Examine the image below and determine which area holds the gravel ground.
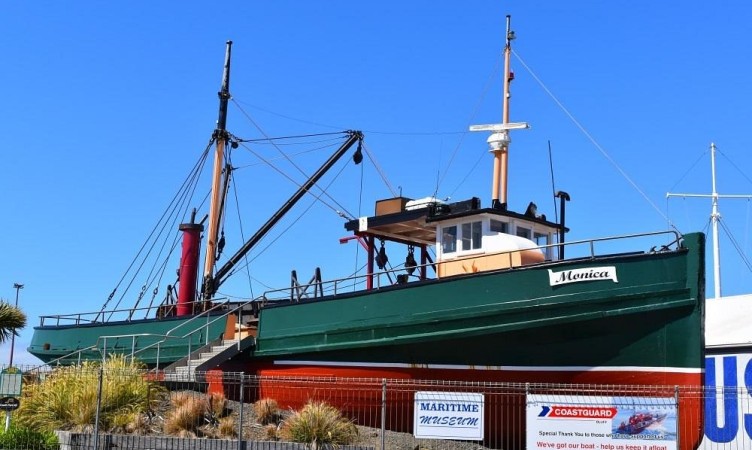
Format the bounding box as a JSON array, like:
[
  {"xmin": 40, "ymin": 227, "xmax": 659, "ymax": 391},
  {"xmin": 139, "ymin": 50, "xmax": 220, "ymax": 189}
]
[{"xmin": 139, "ymin": 391, "xmax": 495, "ymax": 450}]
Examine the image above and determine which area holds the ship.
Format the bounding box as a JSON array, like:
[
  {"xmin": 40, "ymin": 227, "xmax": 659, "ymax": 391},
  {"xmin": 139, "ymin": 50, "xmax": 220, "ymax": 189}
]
[
  {"xmin": 28, "ymin": 16, "xmax": 705, "ymax": 450},
  {"xmin": 617, "ymin": 412, "xmax": 668, "ymax": 435}
]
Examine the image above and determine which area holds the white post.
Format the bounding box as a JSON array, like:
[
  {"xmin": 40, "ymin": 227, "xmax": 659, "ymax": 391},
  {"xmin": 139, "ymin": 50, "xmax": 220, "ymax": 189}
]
[{"xmin": 710, "ymin": 143, "xmax": 722, "ymax": 299}]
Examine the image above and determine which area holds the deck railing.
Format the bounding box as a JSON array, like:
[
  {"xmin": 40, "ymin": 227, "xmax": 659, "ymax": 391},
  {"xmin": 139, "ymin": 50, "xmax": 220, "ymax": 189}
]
[{"xmin": 259, "ymin": 229, "xmax": 683, "ymax": 302}]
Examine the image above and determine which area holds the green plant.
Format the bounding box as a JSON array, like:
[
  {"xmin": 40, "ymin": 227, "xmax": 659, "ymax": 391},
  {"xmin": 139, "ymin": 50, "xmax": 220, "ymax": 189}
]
[
  {"xmin": 217, "ymin": 416, "xmax": 237, "ymax": 438},
  {"xmin": 263, "ymin": 423, "xmax": 279, "ymax": 441},
  {"xmin": 253, "ymin": 398, "xmax": 280, "ymax": 425},
  {"xmin": 15, "ymin": 355, "xmax": 163, "ymax": 433},
  {"xmin": 0, "ymin": 426, "xmax": 59, "ymax": 449},
  {"xmin": 279, "ymin": 400, "xmax": 358, "ymax": 447},
  {"xmin": 164, "ymin": 391, "xmax": 234, "ymax": 437},
  {"xmin": 164, "ymin": 394, "xmax": 204, "ymax": 436}
]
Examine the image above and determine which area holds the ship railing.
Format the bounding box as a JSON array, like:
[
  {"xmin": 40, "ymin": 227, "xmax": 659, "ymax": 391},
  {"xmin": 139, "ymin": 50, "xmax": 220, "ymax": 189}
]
[
  {"xmin": 27, "ymin": 344, "xmax": 101, "ymax": 371},
  {"xmin": 36, "ymin": 299, "xmax": 215, "ymax": 327},
  {"xmin": 31, "ymin": 299, "xmax": 235, "ymax": 369},
  {"xmin": 258, "ymin": 229, "xmax": 682, "ymax": 302},
  {"xmin": 111, "ymin": 297, "xmax": 260, "ymax": 370},
  {"xmin": 103, "ymin": 298, "xmax": 235, "ymax": 369}
]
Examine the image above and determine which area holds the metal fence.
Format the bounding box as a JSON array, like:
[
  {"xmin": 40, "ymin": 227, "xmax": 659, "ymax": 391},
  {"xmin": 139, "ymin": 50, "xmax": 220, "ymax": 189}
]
[{"xmin": 0, "ymin": 364, "xmax": 749, "ymax": 450}]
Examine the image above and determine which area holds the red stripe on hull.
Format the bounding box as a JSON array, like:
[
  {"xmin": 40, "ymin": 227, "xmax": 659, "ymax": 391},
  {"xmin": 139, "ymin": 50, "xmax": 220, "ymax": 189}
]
[{"xmin": 215, "ymin": 362, "xmax": 703, "ymax": 450}]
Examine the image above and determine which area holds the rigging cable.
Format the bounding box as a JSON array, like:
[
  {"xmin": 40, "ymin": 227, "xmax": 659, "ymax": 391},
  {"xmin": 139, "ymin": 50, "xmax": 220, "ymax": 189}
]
[
  {"xmin": 361, "ymin": 140, "xmax": 398, "ymax": 198},
  {"xmin": 438, "ymin": 54, "xmax": 503, "ymax": 195},
  {"xmin": 118, "ymin": 144, "xmax": 212, "ymax": 318},
  {"xmin": 99, "ymin": 139, "xmax": 214, "ymax": 319},
  {"xmin": 718, "ymin": 218, "xmax": 752, "ymax": 273},
  {"xmin": 235, "ymin": 139, "xmax": 356, "ymax": 220},
  {"xmin": 232, "ymin": 99, "xmax": 356, "ymax": 219},
  {"xmin": 512, "ymin": 49, "xmax": 677, "ymax": 231},
  {"xmin": 220, "ymin": 147, "xmax": 355, "ymax": 282},
  {"xmin": 226, "ymin": 168, "xmax": 255, "ymax": 300}
]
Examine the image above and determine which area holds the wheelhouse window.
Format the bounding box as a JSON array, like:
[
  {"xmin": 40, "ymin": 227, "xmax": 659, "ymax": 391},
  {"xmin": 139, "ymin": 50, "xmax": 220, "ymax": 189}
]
[
  {"xmin": 490, "ymin": 219, "xmax": 509, "ymax": 233},
  {"xmin": 516, "ymin": 226, "xmax": 531, "ymax": 239},
  {"xmin": 534, "ymin": 232, "xmax": 551, "ymax": 259},
  {"xmin": 534, "ymin": 232, "xmax": 549, "ymax": 247},
  {"xmin": 442, "ymin": 226, "xmax": 457, "ymax": 253},
  {"xmin": 461, "ymin": 221, "xmax": 482, "ymax": 251}
]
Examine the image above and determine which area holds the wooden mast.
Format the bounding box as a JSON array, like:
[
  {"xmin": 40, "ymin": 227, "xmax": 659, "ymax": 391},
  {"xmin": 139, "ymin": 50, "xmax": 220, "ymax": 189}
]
[
  {"xmin": 470, "ymin": 15, "xmax": 527, "ymax": 208},
  {"xmin": 203, "ymin": 41, "xmax": 233, "ymax": 296},
  {"xmin": 496, "ymin": 14, "xmax": 514, "ymax": 208}
]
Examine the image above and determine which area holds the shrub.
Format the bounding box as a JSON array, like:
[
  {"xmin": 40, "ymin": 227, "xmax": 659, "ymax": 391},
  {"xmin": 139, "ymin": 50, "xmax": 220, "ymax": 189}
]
[
  {"xmin": 164, "ymin": 394, "xmax": 204, "ymax": 436},
  {"xmin": 279, "ymin": 400, "xmax": 358, "ymax": 447},
  {"xmin": 263, "ymin": 423, "xmax": 279, "ymax": 441},
  {"xmin": 217, "ymin": 416, "xmax": 237, "ymax": 438},
  {"xmin": 15, "ymin": 355, "xmax": 163, "ymax": 433},
  {"xmin": 164, "ymin": 391, "xmax": 234, "ymax": 438},
  {"xmin": 253, "ymin": 398, "xmax": 280, "ymax": 425},
  {"xmin": 0, "ymin": 426, "xmax": 59, "ymax": 449}
]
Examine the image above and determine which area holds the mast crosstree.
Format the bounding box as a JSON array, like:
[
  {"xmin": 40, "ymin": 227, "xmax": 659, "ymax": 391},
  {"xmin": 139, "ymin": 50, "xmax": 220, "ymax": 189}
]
[{"xmin": 667, "ymin": 142, "xmax": 752, "ymax": 299}]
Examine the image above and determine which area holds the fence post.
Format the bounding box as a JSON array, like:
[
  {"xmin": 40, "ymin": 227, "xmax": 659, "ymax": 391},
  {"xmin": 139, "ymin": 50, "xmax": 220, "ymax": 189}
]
[
  {"xmin": 237, "ymin": 374, "xmax": 245, "ymax": 450},
  {"xmin": 381, "ymin": 378, "xmax": 386, "ymax": 450},
  {"xmin": 94, "ymin": 366, "xmax": 104, "ymax": 450},
  {"xmin": 674, "ymin": 385, "xmax": 680, "ymax": 450}
]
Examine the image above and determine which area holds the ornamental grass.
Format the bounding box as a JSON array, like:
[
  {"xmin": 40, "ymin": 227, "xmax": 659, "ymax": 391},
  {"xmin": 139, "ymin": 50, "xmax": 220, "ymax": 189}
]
[
  {"xmin": 279, "ymin": 400, "xmax": 358, "ymax": 447},
  {"xmin": 15, "ymin": 355, "xmax": 162, "ymax": 434}
]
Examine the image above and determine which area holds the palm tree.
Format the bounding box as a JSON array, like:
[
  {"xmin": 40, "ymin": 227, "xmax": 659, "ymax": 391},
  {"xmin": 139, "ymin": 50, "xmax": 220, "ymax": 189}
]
[{"xmin": 0, "ymin": 301, "xmax": 26, "ymax": 343}]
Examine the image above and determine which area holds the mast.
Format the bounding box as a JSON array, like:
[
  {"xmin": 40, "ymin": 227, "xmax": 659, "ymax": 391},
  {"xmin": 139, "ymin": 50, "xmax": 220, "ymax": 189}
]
[
  {"xmin": 204, "ymin": 130, "xmax": 364, "ymax": 299},
  {"xmin": 497, "ymin": 14, "xmax": 514, "ymax": 208},
  {"xmin": 203, "ymin": 40, "xmax": 233, "ymax": 289},
  {"xmin": 470, "ymin": 15, "xmax": 528, "ymax": 208},
  {"xmin": 667, "ymin": 142, "xmax": 752, "ymax": 299},
  {"xmin": 710, "ymin": 142, "xmax": 721, "ymax": 299}
]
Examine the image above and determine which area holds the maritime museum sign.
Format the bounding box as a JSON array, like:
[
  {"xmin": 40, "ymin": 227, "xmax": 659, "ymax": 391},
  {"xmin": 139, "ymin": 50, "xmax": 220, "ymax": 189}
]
[
  {"xmin": 414, "ymin": 391, "xmax": 484, "ymax": 441},
  {"xmin": 548, "ymin": 266, "xmax": 618, "ymax": 287}
]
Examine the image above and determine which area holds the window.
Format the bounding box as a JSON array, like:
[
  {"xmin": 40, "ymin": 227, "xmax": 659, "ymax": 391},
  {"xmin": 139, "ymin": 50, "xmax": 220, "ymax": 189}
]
[
  {"xmin": 534, "ymin": 232, "xmax": 549, "ymax": 246},
  {"xmin": 490, "ymin": 219, "xmax": 508, "ymax": 233},
  {"xmin": 461, "ymin": 221, "xmax": 482, "ymax": 251},
  {"xmin": 442, "ymin": 226, "xmax": 457, "ymax": 253},
  {"xmin": 535, "ymin": 232, "xmax": 551, "ymax": 260},
  {"xmin": 516, "ymin": 226, "xmax": 531, "ymax": 239}
]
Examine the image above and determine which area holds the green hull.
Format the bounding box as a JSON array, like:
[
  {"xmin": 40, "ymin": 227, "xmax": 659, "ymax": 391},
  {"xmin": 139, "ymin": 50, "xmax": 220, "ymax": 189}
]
[
  {"xmin": 251, "ymin": 233, "xmax": 705, "ymax": 373},
  {"xmin": 28, "ymin": 313, "xmax": 229, "ymax": 366}
]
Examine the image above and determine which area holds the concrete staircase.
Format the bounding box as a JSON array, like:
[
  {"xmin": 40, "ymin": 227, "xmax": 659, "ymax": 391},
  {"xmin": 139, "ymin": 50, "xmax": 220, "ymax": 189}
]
[{"xmin": 163, "ymin": 337, "xmax": 254, "ymax": 382}]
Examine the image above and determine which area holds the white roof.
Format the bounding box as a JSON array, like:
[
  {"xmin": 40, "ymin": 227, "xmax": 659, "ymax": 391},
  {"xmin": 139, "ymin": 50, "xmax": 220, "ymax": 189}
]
[{"xmin": 706, "ymin": 293, "xmax": 752, "ymax": 349}]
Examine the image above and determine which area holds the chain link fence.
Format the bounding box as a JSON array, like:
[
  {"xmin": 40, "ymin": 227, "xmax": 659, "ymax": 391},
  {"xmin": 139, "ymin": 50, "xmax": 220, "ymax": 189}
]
[{"xmin": 0, "ymin": 363, "xmax": 748, "ymax": 450}]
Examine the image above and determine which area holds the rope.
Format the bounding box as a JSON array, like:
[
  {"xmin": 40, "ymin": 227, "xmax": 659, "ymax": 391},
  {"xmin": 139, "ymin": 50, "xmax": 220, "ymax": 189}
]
[
  {"xmin": 512, "ymin": 49, "xmax": 676, "ymax": 231},
  {"xmin": 100, "ymin": 140, "xmax": 213, "ymax": 317},
  {"xmin": 719, "ymin": 219, "xmax": 752, "ymax": 274},
  {"xmin": 362, "ymin": 140, "xmax": 398, "ymax": 198},
  {"xmin": 229, "ymin": 170, "xmax": 254, "ymax": 299},
  {"xmin": 439, "ymin": 53, "xmax": 503, "ymax": 195},
  {"xmin": 232, "ymin": 99, "xmax": 356, "ymax": 219},
  {"xmin": 221, "ymin": 148, "xmax": 355, "ymax": 281}
]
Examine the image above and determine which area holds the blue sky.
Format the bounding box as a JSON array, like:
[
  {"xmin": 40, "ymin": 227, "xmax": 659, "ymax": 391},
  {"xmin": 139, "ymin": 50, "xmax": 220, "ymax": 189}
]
[{"xmin": 2, "ymin": 2, "xmax": 752, "ymax": 365}]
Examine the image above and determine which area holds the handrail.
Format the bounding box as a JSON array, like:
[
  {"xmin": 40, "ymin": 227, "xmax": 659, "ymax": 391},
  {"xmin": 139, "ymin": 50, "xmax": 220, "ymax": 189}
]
[
  {"xmin": 37, "ymin": 299, "xmax": 213, "ymax": 327},
  {"xmin": 105, "ymin": 298, "xmax": 235, "ymax": 367},
  {"xmin": 260, "ymin": 230, "xmax": 683, "ymax": 301},
  {"xmin": 32, "ymin": 299, "xmax": 236, "ymax": 369}
]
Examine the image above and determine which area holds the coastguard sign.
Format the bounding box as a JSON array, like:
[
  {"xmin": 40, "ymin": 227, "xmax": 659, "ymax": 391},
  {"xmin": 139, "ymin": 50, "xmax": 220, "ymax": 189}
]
[{"xmin": 414, "ymin": 391, "xmax": 484, "ymax": 441}]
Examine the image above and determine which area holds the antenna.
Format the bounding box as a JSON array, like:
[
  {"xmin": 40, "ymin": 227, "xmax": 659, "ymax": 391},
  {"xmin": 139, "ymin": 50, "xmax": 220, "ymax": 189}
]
[
  {"xmin": 667, "ymin": 142, "xmax": 752, "ymax": 299},
  {"xmin": 548, "ymin": 140, "xmax": 559, "ymax": 223}
]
